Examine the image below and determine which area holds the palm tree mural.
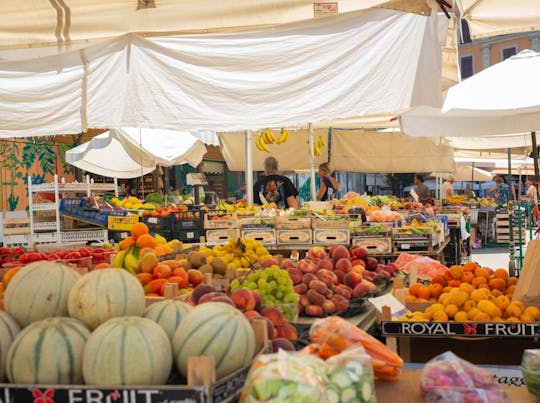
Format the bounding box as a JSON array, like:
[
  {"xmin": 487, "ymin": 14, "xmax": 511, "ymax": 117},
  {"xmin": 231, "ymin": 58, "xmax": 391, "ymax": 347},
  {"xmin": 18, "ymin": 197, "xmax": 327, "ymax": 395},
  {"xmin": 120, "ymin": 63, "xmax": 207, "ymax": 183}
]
[{"xmin": 0, "ymin": 140, "xmax": 23, "ymax": 211}]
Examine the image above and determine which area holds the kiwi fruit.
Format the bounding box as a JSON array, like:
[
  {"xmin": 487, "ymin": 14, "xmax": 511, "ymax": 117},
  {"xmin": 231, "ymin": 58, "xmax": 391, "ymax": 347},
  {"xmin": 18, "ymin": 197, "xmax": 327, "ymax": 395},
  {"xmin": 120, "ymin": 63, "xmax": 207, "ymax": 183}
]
[
  {"xmin": 198, "ymin": 263, "xmax": 213, "ymax": 275},
  {"xmin": 179, "ymin": 260, "xmax": 192, "ymax": 271},
  {"xmin": 210, "ymin": 257, "xmax": 227, "ymax": 275},
  {"xmin": 187, "ymin": 252, "xmax": 206, "ymax": 269}
]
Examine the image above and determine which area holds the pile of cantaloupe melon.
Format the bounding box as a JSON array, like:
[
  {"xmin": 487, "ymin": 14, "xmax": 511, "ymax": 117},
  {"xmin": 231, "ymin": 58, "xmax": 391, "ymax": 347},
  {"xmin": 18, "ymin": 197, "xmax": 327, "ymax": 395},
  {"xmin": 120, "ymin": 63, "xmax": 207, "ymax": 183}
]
[{"xmin": 0, "ymin": 260, "xmax": 255, "ymax": 385}]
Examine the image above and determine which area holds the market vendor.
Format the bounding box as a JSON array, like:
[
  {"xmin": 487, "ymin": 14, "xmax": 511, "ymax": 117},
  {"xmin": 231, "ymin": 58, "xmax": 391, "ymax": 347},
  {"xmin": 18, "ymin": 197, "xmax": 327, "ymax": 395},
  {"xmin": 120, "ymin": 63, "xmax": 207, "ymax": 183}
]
[
  {"xmin": 413, "ymin": 174, "xmax": 432, "ymax": 204},
  {"xmin": 253, "ymin": 156, "xmax": 299, "ymax": 208},
  {"xmin": 525, "ymin": 180, "xmax": 539, "ymax": 227},
  {"xmin": 317, "ymin": 162, "xmax": 341, "ymax": 201},
  {"xmin": 490, "ymin": 176, "xmax": 509, "ymax": 205},
  {"xmin": 442, "ymin": 174, "xmax": 455, "ymax": 197}
]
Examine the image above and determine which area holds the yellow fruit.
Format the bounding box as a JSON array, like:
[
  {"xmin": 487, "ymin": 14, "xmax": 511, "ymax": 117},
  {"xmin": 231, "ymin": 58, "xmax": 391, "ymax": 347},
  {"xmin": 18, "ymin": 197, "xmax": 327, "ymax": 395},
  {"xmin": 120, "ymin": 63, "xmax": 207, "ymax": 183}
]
[
  {"xmin": 494, "ymin": 295, "xmax": 510, "ymax": 311},
  {"xmin": 423, "ymin": 312, "xmax": 433, "ymax": 321},
  {"xmin": 474, "ymin": 312, "xmax": 490, "ymax": 322},
  {"xmin": 520, "ymin": 313, "xmax": 535, "ymax": 322},
  {"xmin": 439, "ymin": 293, "xmax": 451, "ymax": 306},
  {"xmin": 470, "ymin": 288, "xmax": 490, "ymax": 302},
  {"xmin": 477, "ymin": 300, "xmax": 501, "ymax": 318},
  {"xmin": 462, "ymin": 300, "xmax": 477, "ymax": 312},
  {"xmin": 459, "ymin": 283, "xmax": 474, "ymax": 294},
  {"xmin": 432, "ymin": 311, "xmax": 449, "ymax": 321},
  {"xmin": 454, "ymin": 311, "xmax": 469, "ymax": 321},
  {"xmin": 426, "ymin": 303, "xmax": 445, "ymax": 314},
  {"xmin": 507, "ymin": 316, "xmax": 520, "ymax": 323},
  {"xmin": 445, "ymin": 304, "xmax": 459, "ymax": 319},
  {"xmin": 512, "ymin": 300, "xmax": 525, "ymax": 312},
  {"xmin": 524, "ymin": 306, "xmax": 540, "ymax": 320},
  {"xmin": 505, "ymin": 303, "xmax": 522, "ymax": 318},
  {"xmin": 449, "ymin": 290, "xmax": 469, "ymax": 307}
]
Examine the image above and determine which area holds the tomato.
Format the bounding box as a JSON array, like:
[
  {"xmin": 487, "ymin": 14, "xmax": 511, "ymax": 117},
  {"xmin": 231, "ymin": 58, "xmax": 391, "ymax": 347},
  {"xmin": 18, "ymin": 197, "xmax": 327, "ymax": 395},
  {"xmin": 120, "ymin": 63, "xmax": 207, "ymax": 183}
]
[
  {"xmin": 64, "ymin": 251, "xmax": 82, "ymax": 259},
  {"xmin": 79, "ymin": 248, "xmax": 92, "ymax": 257}
]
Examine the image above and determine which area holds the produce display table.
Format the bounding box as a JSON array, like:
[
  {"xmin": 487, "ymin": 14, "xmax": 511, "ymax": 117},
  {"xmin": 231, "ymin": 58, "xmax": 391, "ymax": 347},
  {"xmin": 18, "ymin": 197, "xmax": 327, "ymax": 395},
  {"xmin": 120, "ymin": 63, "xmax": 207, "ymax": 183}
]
[{"xmin": 375, "ymin": 369, "xmax": 535, "ymax": 403}]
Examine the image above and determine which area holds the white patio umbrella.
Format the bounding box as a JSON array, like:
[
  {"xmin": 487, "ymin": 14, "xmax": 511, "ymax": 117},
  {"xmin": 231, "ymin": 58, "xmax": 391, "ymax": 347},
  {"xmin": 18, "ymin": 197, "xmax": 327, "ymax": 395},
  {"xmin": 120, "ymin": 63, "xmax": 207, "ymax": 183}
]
[{"xmin": 66, "ymin": 128, "xmax": 215, "ymax": 179}]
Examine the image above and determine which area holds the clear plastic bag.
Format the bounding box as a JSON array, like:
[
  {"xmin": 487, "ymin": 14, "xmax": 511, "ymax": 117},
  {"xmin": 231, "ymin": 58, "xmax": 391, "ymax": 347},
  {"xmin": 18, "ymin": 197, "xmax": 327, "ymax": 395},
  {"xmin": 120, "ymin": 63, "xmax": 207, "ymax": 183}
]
[
  {"xmin": 239, "ymin": 350, "xmax": 328, "ymax": 403},
  {"xmin": 522, "ymin": 349, "xmax": 540, "ymax": 397},
  {"xmin": 421, "ymin": 352, "xmax": 508, "ymax": 403}
]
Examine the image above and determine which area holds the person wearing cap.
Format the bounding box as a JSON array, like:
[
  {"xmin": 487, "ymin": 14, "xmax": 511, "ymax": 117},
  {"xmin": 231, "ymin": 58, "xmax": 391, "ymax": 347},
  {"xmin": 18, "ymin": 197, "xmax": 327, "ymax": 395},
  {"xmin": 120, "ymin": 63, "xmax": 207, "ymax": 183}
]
[{"xmin": 442, "ymin": 174, "xmax": 455, "ymax": 197}]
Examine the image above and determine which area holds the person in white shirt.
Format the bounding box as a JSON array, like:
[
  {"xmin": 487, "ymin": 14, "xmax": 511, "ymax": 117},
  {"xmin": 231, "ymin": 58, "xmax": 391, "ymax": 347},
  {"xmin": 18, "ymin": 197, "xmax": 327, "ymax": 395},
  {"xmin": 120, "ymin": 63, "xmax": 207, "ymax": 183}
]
[
  {"xmin": 442, "ymin": 174, "xmax": 455, "ymax": 197},
  {"xmin": 526, "ymin": 180, "xmax": 538, "ymax": 204}
]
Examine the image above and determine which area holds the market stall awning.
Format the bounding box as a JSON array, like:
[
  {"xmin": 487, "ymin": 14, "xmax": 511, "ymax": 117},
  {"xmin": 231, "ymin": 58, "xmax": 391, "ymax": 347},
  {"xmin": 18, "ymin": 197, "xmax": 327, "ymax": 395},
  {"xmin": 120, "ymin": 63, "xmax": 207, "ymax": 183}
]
[
  {"xmin": 329, "ymin": 130, "xmax": 455, "ymax": 173},
  {"xmin": 0, "ymin": 8, "xmax": 442, "ymax": 137},
  {"xmin": 0, "ymin": 0, "xmax": 435, "ymax": 51},
  {"xmin": 66, "ymin": 128, "xmax": 210, "ymax": 178},
  {"xmin": 431, "ymin": 165, "xmax": 493, "ymax": 182},
  {"xmin": 457, "ymin": 0, "xmax": 540, "ymax": 40}
]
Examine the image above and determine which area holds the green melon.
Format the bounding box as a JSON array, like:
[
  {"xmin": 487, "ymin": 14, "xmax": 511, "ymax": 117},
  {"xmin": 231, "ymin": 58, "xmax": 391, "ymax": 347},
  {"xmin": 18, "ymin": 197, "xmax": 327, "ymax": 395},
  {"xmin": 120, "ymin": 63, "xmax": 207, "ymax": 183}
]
[
  {"xmin": 6, "ymin": 317, "xmax": 90, "ymax": 384},
  {"xmin": 82, "ymin": 316, "xmax": 172, "ymax": 385},
  {"xmin": 172, "ymin": 302, "xmax": 255, "ymax": 379},
  {"xmin": 4, "ymin": 261, "xmax": 81, "ymax": 327},
  {"xmin": 0, "ymin": 311, "xmax": 20, "ymax": 381},
  {"xmin": 143, "ymin": 300, "xmax": 192, "ymax": 340},
  {"xmin": 67, "ymin": 268, "xmax": 145, "ymax": 329}
]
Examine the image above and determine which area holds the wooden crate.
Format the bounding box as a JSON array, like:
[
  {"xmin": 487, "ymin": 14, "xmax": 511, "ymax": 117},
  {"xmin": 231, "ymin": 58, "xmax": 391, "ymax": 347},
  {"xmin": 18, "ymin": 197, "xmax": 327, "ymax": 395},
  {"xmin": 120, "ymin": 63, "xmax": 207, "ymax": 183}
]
[
  {"xmin": 274, "ymin": 215, "xmax": 311, "ymax": 230},
  {"xmin": 205, "ymin": 228, "xmax": 239, "ymax": 245},
  {"xmin": 276, "ymin": 229, "xmax": 312, "ymax": 245},
  {"xmin": 313, "ymin": 228, "xmax": 350, "ymax": 245},
  {"xmin": 3, "ymin": 215, "xmax": 30, "ymax": 235}
]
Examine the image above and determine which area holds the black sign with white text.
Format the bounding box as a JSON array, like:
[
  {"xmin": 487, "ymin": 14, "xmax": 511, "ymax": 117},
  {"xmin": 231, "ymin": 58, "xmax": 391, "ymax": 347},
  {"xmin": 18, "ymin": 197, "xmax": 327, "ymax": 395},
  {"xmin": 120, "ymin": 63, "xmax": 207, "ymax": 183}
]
[{"xmin": 382, "ymin": 321, "xmax": 540, "ymax": 337}]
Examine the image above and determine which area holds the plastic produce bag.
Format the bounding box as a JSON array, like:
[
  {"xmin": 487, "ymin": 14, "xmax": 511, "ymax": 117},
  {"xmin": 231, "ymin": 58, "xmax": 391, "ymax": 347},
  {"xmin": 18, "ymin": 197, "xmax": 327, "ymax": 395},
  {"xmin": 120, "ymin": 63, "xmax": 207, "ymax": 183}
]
[
  {"xmin": 522, "ymin": 349, "xmax": 540, "ymax": 397},
  {"xmin": 325, "ymin": 347, "xmax": 377, "ymax": 403},
  {"xmin": 421, "ymin": 352, "xmax": 508, "ymax": 403},
  {"xmin": 239, "ymin": 350, "xmax": 328, "ymax": 403},
  {"xmin": 309, "ymin": 316, "xmax": 403, "ymax": 381}
]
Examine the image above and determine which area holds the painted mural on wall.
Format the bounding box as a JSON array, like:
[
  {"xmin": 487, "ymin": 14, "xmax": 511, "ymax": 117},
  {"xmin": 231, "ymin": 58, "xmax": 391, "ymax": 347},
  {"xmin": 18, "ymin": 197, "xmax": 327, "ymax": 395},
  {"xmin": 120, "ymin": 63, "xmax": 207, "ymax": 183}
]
[{"xmin": 0, "ymin": 139, "xmax": 75, "ymax": 211}]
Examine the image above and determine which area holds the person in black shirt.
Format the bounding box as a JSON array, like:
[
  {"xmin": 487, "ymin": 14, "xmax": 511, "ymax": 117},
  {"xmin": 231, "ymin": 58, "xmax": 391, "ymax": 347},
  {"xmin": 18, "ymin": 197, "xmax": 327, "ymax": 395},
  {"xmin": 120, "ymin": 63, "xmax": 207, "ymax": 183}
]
[
  {"xmin": 317, "ymin": 162, "xmax": 341, "ymax": 201},
  {"xmin": 253, "ymin": 157, "xmax": 299, "ymax": 208}
]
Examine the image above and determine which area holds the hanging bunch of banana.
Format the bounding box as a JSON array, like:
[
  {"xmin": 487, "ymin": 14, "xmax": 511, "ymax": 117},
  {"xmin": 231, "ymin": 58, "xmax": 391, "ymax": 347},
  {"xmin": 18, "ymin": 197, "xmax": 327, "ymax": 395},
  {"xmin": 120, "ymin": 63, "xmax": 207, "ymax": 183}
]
[
  {"xmin": 314, "ymin": 135, "xmax": 325, "ymax": 157},
  {"xmin": 276, "ymin": 128, "xmax": 290, "ymax": 144},
  {"xmin": 255, "ymin": 128, "xmax": 275, "ymax": 153}
]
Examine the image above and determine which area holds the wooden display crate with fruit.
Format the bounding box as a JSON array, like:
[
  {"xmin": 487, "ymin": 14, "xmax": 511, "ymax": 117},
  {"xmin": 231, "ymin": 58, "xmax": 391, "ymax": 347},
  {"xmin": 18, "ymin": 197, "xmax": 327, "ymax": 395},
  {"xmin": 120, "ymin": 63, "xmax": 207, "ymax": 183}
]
[
  {"xmin": 203, "ymin": 210, "xmax": 238, "ymax": 229},
  {"xmin": 311, "ymin": 214, "xmax": 350, "ymax": 229},
  {"xmin": 276, "ymin": 228, "xmax": 312, "ymax": 245},
  {"xmin": 313, "ymin": 228, "xmax": 350, "ymax": 245},
  {"xmin": 241, "ymin": 227, "xmax": 276, "ymax": 245},
  {"xmin": 205, "ymin": 228, "xmax": 240, "ymax": 245},
  {"xmin": 274, "ymin": 213, "xmax": 311, "ymax": 230}
]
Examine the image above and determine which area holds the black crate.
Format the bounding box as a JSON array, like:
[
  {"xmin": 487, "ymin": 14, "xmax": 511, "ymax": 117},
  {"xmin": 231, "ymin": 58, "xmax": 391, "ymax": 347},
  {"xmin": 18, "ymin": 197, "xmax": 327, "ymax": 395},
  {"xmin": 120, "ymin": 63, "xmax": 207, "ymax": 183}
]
[
  {"xmin": 141, "ymin": 215, "xmax": 172, "ymax": 231},
  {"xmin": 108, "ymin": 230, "xmax": 131, "ymax": 243},
  {"xmin": 173, "ymin": 229, "xmax": 202, "ymax": 243},
  {"xmin": 171, "ymin": 210, "xmax": 203, "ymax": 231}
]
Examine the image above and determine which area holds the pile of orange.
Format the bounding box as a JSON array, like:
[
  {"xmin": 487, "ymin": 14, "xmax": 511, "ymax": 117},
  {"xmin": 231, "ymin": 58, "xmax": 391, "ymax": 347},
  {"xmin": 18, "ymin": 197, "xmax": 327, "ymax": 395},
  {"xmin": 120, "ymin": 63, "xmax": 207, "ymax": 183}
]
[
  {"xmin": 118, "ymin": 222, "xmax": 174, "ymax": 256},
  {"xmin": 401, "ymin": 262, "xmax": 539, "ymax": 323}
]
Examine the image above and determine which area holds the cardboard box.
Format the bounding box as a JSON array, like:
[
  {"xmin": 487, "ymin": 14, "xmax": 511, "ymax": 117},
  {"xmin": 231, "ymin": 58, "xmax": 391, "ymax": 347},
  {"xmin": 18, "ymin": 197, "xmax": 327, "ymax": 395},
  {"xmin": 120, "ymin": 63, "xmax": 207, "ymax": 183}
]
[
  {"xmin": 276, "ymin": 229, "xmax": 312, "ymax": 245},
  {"xmin": 313, "ymin": 228, "xmax": 350, "ymax": 245},
  {"xmin": 241, "ymin": 228, "xmax": 276, "ymax": 245},
  {"xmin": 351, "ymin": 236, "xmax": 392, "ymax": 253},
  {"xmin": 205, "ymin": 228, "xmax": 239, "ymax": 245}
]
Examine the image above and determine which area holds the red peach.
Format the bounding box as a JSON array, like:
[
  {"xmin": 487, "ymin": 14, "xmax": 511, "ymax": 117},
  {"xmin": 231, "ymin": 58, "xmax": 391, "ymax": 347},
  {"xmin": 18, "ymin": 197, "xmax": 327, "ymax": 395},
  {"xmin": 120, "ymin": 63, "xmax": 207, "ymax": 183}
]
[
  {"xmin": 317, "ymin": 258, "xmax": 334, "ymax": 271},
  {"xmin": 335, "ymin": 258, "xmax": 353, "ymax": 273},
  {"xmin": 322, "ymin": 299, "xmax": 337, "ymax": 314},
  {"xmin": 298, "ymin": 259, "xmax": 317, "ymax": 274},
  {"xmin": 343, "ymin": 271, "xmax": 363, "ymax": 289},
  {"xmin": 244, "ymin": 310, "xmax": 261, "ymax": 320},
  {"xmin": 330, "ymin": 245, "xmax": 350, "ymax": 262},
  {"xmin": 305, "ymin": 305, "xmax": 324, "ymax": 317},
  {"xmin": 287, "ymin": 268, "xmax": 303, "ymax": 285},
  {"xmin": 293, "ymin": 283, "xmax": 308, "ymax": 294},
  {"xmin": 261, "ymin": 258, "xmax": 279, "ymax": 268},
  {"xmin": 350, "ymin": 246, "xmax": 368, "ymax": 260},
  {"xmin": 280, "ymin": 259, "xmax": 298, "ymax": 270},
  {"xmin": 275, "ymin": 323, "xmax": 298, "ymax": 341},
  {"xmin": 187, "ymin": 269, "xmax": 204, "ymax": 286},
  {"xmin": 307, "ymin": 246, "xmax": 327, "ymax": 260},
  {"xmin": 316, "ymin": 269, "xmax": 338, "ymax": 287},
  {"xmin": 261, "ymin": 306, "xmax": 287, "ymax": 326},
  {"xmin": 302, "ymin": 273, "xmax": 317, "ymax": 285},
  {"xmin": 231, "ymin": 288, "xmax": 257, "ymax": 311}
]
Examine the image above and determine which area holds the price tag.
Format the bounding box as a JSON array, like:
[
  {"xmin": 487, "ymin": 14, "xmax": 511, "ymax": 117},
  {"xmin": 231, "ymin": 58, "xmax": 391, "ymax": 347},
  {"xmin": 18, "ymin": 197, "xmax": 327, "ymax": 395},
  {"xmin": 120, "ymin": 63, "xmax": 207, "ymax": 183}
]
[
  {"xmin": 187, "ymin": 232, "xmax": 194, "ymax": 239},
  {"xmin": 148, "ymin": 217, "xmax": 158, "ymax": 224},
  {"xmin": 401, "ymin": 243, "xmax": 411, "ymax": 249},
  {"xmin": 121, "ymin": 232, "xmax": 128, "ymax": 239}
]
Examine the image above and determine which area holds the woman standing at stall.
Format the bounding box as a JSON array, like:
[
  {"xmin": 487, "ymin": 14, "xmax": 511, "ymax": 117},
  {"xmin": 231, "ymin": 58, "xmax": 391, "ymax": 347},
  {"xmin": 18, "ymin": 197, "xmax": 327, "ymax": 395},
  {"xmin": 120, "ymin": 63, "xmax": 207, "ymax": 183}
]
[{"xmin": 317, "ymin": 163, "xmax": 341, "ymax": 201}]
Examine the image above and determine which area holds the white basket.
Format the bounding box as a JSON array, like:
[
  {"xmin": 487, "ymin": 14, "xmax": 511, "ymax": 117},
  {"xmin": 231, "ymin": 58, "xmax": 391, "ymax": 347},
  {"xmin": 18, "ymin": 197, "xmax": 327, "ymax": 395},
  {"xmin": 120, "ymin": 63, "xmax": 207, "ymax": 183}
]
[
  {"xmin": 36, "ymin": 242, "xmax": 87, "ymax": 252},
  {"xmin": 60, "ymin": 230, "xmax": 108, "ymax": 243}
]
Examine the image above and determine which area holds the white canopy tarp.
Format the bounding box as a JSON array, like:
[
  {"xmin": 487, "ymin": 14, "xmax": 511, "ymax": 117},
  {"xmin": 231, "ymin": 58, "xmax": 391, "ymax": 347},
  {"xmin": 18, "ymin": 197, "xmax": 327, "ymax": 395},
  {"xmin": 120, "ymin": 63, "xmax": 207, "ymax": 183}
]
[
  {"xmin": 454, "ymin": 148, "xmax": 532, "ymax": 161},
  {"xmin": 0, "ymin": 8, "xmax": 442, "ymax": 137},
  {"xmin": 66, "ymin": 128, "xmax": 211, "ymax": 178},
  {"xmin": 0, "ymin": 0, "xmax": 436, "ymax": 51},
  {"xmin": 457, "ymin": 0, "xmax": 540, "ymax": 40},
  {"xmin": 330, "ymin": 131, "xmax": 455, "ymax": 173},
  {"xmin": 431, "ymin": 165, "xmax": 493, "ymax": 182}
]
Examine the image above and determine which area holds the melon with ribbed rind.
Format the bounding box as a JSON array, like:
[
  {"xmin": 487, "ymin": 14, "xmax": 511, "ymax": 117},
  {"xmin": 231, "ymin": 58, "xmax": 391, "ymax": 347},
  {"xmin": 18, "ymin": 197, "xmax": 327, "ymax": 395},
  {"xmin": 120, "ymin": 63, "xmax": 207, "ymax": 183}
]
[
  {"xmin": 143, "ymin": 300, "xmax": 192, "ymax": 340},
  {"xmin": 0, "ymin": 311, "xmax": 20, "ymax": 381},
  {"xmin": 82, "ymin": 316, "xmax": 172, "ymax": 385},
  {"xmin": 67, "ymin": 268, "xmax": 145, "ymax": 329},
  {"xmin": 172, "ymin": 302, "xmax": 255, "ymax": 379},
  {"xmin": 4, "ymin": 261, "xmax": 81, "ymax": 327},
  {"xmin": 6, "ymin": 317, "xmax": 90, "ymax": 384}
]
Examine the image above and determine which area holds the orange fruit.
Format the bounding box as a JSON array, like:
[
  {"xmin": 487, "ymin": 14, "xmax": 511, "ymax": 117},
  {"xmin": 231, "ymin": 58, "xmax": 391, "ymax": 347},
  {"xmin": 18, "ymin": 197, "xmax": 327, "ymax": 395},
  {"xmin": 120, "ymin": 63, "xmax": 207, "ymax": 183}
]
[
  {"xmin": 495, "ymin": 295, "xmax": 510, "ymax": 311},
  {"xmin": 119, "ymin": 236, "xmax": 135, "ymax": 250},
  {"xmin": 426, "ymin": 303, "xmax": 445, "ymax": 314},
  {"xmin": 432, "ymin": 311, "xmax": 449, "ymax": 321},
  {"xmin": 449, "ymin": 265, "xmax": 463, "ymax": 280},
  {"xmin": 524, "ymin": 306, "xmax": 540, "ymax": 319},
  {"xmin": 488, "ymin": 278, "xmax": 506, "ymax": 291},
  {"xmin": 417, "ymin": 286, "xmax": 431, "ymax": 300},
  {"xmin": 505, "ymin": 303, "xmax": 522, "ymax": 318},
  {"xmin": 130, "ymin": 222, "xmax": 150, "ymax": 241},
  {"xmin": 521, "ymin": 313, "xmax": 536, "ymax": 322},
  {"xmin": 448, "ymin": 279, "xmax": 462, "ymax": 288},
  {"xmin": 423, "ymin": 312, "xmax": 433, "ymax": 321},
  {"xmin": 136, "ymin": 233, "xmax": 157, "ymax": 249},
  {"xmin": 445, "ymin": 304, "xmax": 459, "ymax": 319},
  {"xmin": 471, "ymin": 276, "xmax": 487, "ymax": 288},
  {"xmin": 491, "ymin": 289, "xmax": 503, "ymax": 298},
  {"xmin": 431, "ymin": 275, "xmax": 447, "ymax": 287},
  {"xmin": 416, "ymin": 298, "xmax": 429, "ymax": 302},
  {"xmin": 461, "ymin": 272, "xmax": 474, "ymax": 284},
  {"xmin": 505, "ymin": 285, "xmax": 516, "ymax": 296},
  {"xmin": 459, "ymin": 283, "xmax": 474, "ymax": 295},
  {"xmin": 463, "ymin": 261, "xmax": 478, "ymax": 272},
  {"xmin": 507, "ymin": 316, "xmax": 520, "ymax": 323},
  {"xmin": 506, "ymin": 277, "xmax": 518, "ymax": 287},
  {"xmin": 474, "ymin": 267, "xmax": 490, "ymax": 279},
  {"xmin": 474, "ymin": 312, "xmax": 490, "ymax": 322},
  {"xmin": 94, "ymin": 263, "xmax": 111, "ymax": 270},
  {"xmin": 409, "ymin": 283, "xmax": 423, "ymax": 297},
  {"xmin": 477, "ymin": 283, "xmax": 490, "ymax": 290},
  {"xmin": 493, "ymin": 269, "xmax": 509, "ymax": 280},
  {"xmin": 139, "ymin": 247, "xmax": 154, "ymax": 256},
  {"xmin": 2, "ymin": 267, "xmax": 21, "ymax": 288},
  {"xmin": 484, "ymin": 267, "xmax": 494, "ymax": 276},
  {"xmin": 443, "ymin": 286, "xmax": 454, "ymax": 293},
  {"xmin": 153, "ymin": 246, "xmax": 167, "ymax": 256},
  {"xmin": 429, "ymin": 283, "xmax": 444, "ymax": 299},
  {"xmin": 512, "ymin": 300, "xmax": 525, "ymax": 311},
  {"xmin": 462, "ymin": 300, "xmax": 477, "ymax": 312},
  {"xmin": 405, "ymin": 294, "xmax": 417, "ymax": 302},
  {"xmin": 470, "ymin": 288, "xmax": 490, "ymax": 302},
  {"xmin": 454, "ymin": 311, "xmax": 469, "ymax": 321},
  {"xmin": 428, "ymin": 297, "xmax": 439, "ymax": 303},
  {"xmin": 439, "ymin": 292, "xmax": 450, "ymax": 305},
  {"xmin": 468, "ymin": 308, "xmax": 481, "ymax": 320}
]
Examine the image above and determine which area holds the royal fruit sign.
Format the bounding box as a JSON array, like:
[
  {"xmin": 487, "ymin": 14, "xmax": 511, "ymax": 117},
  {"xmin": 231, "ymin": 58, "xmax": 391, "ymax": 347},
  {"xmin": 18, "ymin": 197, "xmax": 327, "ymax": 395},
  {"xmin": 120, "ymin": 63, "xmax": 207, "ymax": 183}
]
[{"xmin": 382, "ymin": 321, "xmax": 540, "ymax": 337}]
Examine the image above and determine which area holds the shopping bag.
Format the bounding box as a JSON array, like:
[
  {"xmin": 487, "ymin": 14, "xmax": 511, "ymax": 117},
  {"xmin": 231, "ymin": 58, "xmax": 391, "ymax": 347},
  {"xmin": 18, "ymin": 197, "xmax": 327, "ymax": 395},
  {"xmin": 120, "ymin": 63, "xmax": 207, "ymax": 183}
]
[{"xmin": 513, "ymin": 239, "xmax": 540, "ymax": 309}]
